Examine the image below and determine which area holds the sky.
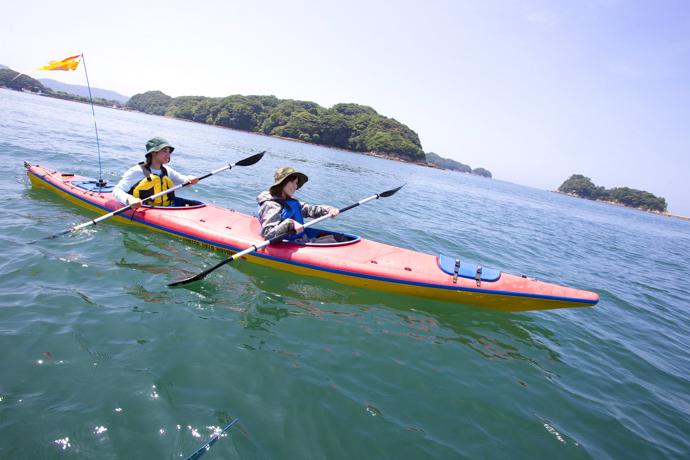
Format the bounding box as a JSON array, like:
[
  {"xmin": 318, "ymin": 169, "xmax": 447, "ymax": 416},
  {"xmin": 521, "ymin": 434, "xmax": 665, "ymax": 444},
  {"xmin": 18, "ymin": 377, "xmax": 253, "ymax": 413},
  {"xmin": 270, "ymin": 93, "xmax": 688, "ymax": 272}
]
[{"xmin": 3, "ymin": 0, "xmax": 689, "ymax": 214}]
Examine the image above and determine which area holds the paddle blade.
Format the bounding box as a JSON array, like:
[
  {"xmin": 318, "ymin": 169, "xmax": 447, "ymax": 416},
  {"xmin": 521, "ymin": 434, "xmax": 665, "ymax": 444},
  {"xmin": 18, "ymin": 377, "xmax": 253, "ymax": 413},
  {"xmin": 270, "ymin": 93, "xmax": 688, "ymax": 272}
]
[
  {"xmin": 235, "ymin": 151, "xmax": 265, "ymax": 167},
  {"xmin": 379, "ymin": 184, "xmax": 405, "ymax": 198},
  {"xmin": 167, "ymin": 272, "xmax": 208, "ymax": 287},
  {"xmin": 28, "ymin": 228, "xmax": 73, "ymax": 244},
  {"xmin": 168, "ymin": 256, "xmax": 235, "ymax": 287}
]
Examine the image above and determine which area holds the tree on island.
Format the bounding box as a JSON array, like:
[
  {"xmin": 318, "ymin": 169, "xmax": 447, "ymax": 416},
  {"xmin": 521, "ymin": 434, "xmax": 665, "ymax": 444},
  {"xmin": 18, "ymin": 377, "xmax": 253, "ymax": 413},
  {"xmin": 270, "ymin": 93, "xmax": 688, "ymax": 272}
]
[
  {"xmin": 558, "ymin": 174, "xmax": 667, "ymax": 212},
  {"xmin": 558, "ymin": 174, "xmax": 607, "ymax": 200},
  {"xmin": 472, "ymin": 167, "xmax": 492, "ymax": 178},
  {"xmin": 126, "ymin": 90, "xmax": 172, "ymax": 115},
  {"xmin": 425, "ymin": 152, "xmax": 471, "ymax": 172},
  {"xmin": 424, "ymin": 152, "xmax": 493, "ymax": 177},
  {"xmin": 607, "ymin": 187, "xmax": 667, "ymax": 212}
]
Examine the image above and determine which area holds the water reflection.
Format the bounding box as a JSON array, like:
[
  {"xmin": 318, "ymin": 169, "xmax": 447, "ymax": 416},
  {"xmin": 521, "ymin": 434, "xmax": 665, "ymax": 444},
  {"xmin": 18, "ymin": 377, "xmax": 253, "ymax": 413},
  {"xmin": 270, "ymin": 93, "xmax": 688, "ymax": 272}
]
[
  {"xmin": 323, "ymin": 161, "xmax": 369, "ymax": 175},
  {"xmin": 73, "ymin": 331, "xmax": 113, "ymax": 362},
  {"xmin": 126, "ymin": 285, "xmax": 168, "ymax": 305},
  {"xmin": 218, "ymin": 262, "xmax": 563, "ymax": 379},
  {"xmin": 71, "ymin": 195, "xmax": 566, "ymax": 382},
  {"xmin": 113, "ymin": 233, "xmax": 563, "ymax": 382}
]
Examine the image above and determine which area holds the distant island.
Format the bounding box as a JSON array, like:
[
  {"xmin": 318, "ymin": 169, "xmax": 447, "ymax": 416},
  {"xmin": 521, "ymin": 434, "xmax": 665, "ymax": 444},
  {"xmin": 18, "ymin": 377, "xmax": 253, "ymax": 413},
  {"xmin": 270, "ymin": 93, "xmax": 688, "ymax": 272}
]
[
  {"xmin": 425, "ymin": 152, "xmax": 492, "ymax": 177},
  {"xmin": 557, "ymin": 174, "xmax": 667, "ymax": 212},
  {"xmin": 0, "ymin": 68, "xmax": 125, "ymax": 109},
  {"xmin": 1, "ymin": 64, "xmax": 491, "ymax": 176},
  {"xmin": 38, "ymin": 78, "xmax": 129, "ymax": 103},
  {"xmin": 127, "ymin": 90, "xmax": 427, "ymax": 162}
]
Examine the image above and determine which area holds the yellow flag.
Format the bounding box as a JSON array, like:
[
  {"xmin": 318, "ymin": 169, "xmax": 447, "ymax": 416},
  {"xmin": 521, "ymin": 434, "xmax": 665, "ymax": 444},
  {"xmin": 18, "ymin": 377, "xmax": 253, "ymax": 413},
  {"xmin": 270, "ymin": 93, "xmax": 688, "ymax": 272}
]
[{"xmin": 37, "ymin": 54, "xmax": 81, "ymax": 71}]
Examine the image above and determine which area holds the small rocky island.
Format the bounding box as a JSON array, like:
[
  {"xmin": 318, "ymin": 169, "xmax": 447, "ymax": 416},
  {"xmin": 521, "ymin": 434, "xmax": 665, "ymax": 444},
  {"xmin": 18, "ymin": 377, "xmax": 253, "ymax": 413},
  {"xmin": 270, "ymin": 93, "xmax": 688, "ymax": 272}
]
[
  {"xmin": 425, "ymin": 152, "xmax": 492, "ymax": 177},
  {"xmin": 558, "ymin": 174, "xmax": 667, "ymax": 212}
]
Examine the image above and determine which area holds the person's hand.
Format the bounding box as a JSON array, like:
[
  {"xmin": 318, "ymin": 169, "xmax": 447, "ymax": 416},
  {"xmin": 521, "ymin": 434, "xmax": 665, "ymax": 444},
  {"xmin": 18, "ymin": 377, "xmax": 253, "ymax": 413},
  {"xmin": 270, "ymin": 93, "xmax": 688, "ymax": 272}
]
[
  {"xmin": 128, "ymin": 196, "xmax": 143, "ymax": 209},
  {"xmin": 328, "ymin": 208, "xmax": 339, "ymax": 218},
  {"xmin": 187, "ymin": 176, "xmax": 199, "ymax": 185},
  {"xmin": 293, "ymin": 221, "xmax": 304, "ymax": 234}
]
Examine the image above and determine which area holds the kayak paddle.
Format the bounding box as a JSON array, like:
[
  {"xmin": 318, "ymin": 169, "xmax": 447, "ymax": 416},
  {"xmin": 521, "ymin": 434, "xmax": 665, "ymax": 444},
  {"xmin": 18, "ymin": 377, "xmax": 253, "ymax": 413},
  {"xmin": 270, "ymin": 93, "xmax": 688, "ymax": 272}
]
[
  {"xmin": 183, "ymin": 418, "xmax": 240, "ymax": 460},
  {"xmin": 168, "ymin": 184, "xmax": 405, "ymax": 287},
  {"xmin": 34, "ymin": 151, "xmax": 265, "ymax": 242}
]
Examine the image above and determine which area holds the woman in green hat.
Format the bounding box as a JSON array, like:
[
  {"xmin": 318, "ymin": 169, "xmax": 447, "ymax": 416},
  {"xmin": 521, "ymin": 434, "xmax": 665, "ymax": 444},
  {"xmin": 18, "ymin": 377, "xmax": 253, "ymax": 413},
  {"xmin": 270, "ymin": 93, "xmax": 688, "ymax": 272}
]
[
  {"xmin": 113, "ymin": 137, "xmax": 199, "ymax": 208},
  {"xmin": 256, "ymin": 166, "xmax": 339, "ymax": 241}
]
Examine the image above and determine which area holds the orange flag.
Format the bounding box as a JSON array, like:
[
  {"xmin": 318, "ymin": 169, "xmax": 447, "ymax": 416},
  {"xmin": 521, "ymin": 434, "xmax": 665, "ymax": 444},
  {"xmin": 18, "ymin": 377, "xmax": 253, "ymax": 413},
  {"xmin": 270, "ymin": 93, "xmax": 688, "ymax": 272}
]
[{"xmin": 37, "ymin": 54, "xmax": 81, "ymax": 71}]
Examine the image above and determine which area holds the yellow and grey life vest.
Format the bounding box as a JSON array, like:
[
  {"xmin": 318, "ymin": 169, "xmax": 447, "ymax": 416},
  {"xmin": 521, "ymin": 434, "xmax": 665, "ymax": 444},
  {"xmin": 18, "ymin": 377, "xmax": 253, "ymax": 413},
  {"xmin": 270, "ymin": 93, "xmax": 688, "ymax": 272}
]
[{"xmin": 128, "ymin": 163, "xmax": 176, "ymax": 206}]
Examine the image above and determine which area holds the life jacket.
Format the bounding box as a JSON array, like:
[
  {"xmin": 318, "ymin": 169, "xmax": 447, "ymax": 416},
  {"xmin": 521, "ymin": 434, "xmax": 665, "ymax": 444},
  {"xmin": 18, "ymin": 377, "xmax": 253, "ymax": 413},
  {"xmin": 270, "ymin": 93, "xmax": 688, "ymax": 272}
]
[
  {"xmin": 258, "ymin": 197, "xmax": 305, "ymax": 240},
  {"xmin": 128, "ymin": 163, "xmax": 176, "ymax": 206}
]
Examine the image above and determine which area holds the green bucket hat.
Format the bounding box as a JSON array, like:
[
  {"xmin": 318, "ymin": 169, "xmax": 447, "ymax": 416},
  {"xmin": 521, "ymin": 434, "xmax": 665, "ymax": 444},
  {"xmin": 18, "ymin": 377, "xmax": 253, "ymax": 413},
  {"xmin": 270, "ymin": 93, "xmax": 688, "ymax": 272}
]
[
  {"xmin": 270, "ymin": 166, "xmax": 308, "ymax": 195},
  {"xmin": 145, "ymin": 137, "xmax": 175, "ymax": 155}
]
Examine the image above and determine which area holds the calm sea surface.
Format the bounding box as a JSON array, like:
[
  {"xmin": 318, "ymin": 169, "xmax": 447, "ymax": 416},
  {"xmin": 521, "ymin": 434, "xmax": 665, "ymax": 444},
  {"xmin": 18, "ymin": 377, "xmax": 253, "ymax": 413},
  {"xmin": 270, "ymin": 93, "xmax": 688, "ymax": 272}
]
[{"xmin": 1, "ymin": 88, "xmax": 689, "ymax": 459}]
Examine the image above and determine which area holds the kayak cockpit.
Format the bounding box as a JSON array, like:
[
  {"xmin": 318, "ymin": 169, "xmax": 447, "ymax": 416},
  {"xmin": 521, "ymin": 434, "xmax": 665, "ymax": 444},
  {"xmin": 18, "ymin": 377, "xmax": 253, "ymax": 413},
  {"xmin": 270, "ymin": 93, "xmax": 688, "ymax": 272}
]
[
  {"xmin": 141, "ymin": 197, "xmax": 206, "ymax": 209},
  {"xmin": 70, "ymin": 179, "xmax": 205, "ymax": 209},
  {"xmin": 282, "ymin": 227, "xmax": 361, "ymax": 246}
]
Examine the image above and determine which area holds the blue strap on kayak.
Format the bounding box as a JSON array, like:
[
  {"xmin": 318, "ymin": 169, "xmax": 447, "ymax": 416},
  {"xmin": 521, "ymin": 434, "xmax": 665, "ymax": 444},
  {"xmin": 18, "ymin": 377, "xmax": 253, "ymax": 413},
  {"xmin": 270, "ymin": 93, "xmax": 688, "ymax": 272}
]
[{"xmin": 184, "ymin": 418, "xmax": 240, "ymax": 460}]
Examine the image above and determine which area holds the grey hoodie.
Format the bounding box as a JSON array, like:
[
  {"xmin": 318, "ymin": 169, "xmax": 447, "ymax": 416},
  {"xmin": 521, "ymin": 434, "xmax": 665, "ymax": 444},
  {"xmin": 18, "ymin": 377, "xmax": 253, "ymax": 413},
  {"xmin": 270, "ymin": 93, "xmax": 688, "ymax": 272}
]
[{"xmin": 256, "ymin": 190, "xmax": 335, "ymax": 240}]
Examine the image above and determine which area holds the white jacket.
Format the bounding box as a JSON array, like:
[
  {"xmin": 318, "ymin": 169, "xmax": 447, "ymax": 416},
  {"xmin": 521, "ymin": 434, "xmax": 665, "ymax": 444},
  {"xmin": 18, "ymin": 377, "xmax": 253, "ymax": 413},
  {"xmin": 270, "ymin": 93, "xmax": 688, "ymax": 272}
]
[{"xmin": 113, "ymin": 163, "xmax": 191, "ymax": 205}]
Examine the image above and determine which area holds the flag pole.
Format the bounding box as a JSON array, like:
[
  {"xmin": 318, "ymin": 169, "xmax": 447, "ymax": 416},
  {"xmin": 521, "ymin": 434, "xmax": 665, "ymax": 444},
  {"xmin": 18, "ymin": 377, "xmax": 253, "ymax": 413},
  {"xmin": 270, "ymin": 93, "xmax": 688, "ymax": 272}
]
[{"xmin": 79, "ymin": 53, "xmax": 106, "ymax": 187}]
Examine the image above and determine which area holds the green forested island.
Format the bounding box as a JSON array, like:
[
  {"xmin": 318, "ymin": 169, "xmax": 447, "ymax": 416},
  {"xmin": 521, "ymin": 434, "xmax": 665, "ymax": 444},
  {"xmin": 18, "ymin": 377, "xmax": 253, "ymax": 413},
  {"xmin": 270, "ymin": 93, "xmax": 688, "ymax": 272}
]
[
  {"xmin": 126, "ymin": 91, "xmax": 492, "ymax": 175},
  {"xmin": 2, "ymin": 64, "xmax": 491, "ymax": 175},
  {"xmin": 127, "ymin": 90, "xmax": 427, "ymax": 161},
  {"xmin": 558, "ymin": 174, "xmax": 667, "ymax": 212}
]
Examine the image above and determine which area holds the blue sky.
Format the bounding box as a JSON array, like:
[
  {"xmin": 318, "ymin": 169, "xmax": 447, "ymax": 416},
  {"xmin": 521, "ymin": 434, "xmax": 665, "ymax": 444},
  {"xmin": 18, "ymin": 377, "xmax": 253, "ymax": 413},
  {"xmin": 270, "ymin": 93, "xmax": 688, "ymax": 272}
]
[{"xmin": 3, "ymin": 0, "xmax": 689, "ymax": 214}]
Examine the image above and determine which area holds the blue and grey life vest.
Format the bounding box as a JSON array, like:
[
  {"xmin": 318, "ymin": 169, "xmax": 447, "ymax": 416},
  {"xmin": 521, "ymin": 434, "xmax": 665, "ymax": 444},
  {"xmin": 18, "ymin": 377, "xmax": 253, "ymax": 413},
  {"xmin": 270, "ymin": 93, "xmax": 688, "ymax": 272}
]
[
  {"xmin": 280, "ymin": 199, "xmax": 305, "ymax": 240},
  {"xmin": 258, "ymin": 198, "xmax": 305, "ymax": 240}
]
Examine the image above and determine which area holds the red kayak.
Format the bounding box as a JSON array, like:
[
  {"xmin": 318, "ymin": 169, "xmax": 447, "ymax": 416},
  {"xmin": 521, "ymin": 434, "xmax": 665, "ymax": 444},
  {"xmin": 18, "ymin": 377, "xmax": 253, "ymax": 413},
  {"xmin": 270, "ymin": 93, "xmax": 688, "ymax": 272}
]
[{"xmin": 26, "ymin": 163, "xmax": 599, "ymax": 312}]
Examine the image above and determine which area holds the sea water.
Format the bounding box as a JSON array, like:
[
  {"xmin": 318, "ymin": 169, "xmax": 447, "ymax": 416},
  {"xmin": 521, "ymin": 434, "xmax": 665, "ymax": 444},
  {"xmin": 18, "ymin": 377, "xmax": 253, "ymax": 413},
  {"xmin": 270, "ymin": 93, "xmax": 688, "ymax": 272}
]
[{"xmin": 1, "ymin": 88, "xmax": 689, "ymax": 459}]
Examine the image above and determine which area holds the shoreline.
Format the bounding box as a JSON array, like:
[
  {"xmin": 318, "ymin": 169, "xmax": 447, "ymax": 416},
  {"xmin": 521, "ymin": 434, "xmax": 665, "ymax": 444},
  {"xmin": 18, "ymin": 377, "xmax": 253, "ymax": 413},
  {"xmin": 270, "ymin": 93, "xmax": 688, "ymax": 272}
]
[{"xmin": 553, "ymin": 190, "xmax": 689, "ymax": 221}]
